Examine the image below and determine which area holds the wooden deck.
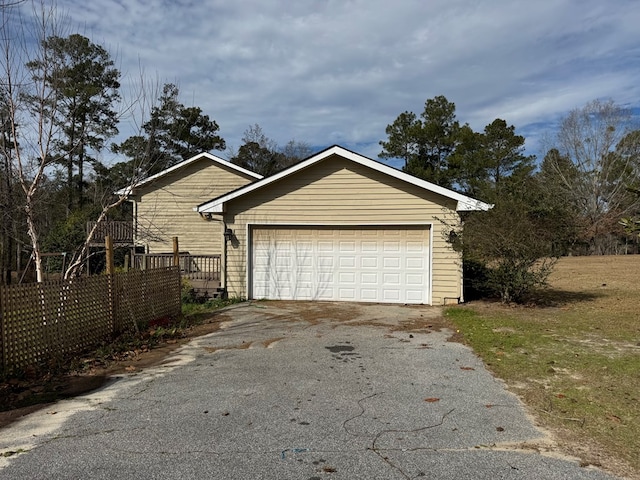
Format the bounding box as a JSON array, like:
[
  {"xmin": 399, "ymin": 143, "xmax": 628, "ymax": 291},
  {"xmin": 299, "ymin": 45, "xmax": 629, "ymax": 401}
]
[
  {"xmin": 87, "ymin": 221, "xmax": 134, "ymax": 246},
  {"xmin": 133, "ymin": 253, "xmax": 222, "ymax": 298}
]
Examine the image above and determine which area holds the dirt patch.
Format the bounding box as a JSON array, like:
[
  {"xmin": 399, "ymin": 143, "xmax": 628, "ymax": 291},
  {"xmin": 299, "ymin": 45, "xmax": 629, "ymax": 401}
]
[
  {"xmin": 391, "ymin": 315, "xmax": 453, "ymax": 334},
  {"xmin": 250, "ymin": 300, "xmax": 363, "ymax": 325},
  {"xmin": 247, "ymin": 300, "xmax": 447, "ymax": 331}
]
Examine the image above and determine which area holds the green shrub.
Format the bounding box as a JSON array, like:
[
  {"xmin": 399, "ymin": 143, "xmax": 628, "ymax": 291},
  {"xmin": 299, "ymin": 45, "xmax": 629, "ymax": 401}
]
[{"xmin": 180, "ymin": 278, "xmax": 197, "ymax": 304}]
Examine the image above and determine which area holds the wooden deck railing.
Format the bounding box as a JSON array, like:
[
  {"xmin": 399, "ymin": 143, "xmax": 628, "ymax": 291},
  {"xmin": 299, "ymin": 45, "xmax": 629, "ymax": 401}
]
[
  {"xmin": 87, "ymin": 221, "xmax": 134, "ymax": 245},
  {"xmin": 133, "ymin": 253, "xmax": 221, "ymax": 281}
]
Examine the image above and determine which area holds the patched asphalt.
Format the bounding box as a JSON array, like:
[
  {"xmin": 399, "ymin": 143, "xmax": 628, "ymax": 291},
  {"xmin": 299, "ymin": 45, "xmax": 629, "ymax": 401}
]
[{"xmin": 0, "ymin": 302, "xmax": 622, "ymax": 479}]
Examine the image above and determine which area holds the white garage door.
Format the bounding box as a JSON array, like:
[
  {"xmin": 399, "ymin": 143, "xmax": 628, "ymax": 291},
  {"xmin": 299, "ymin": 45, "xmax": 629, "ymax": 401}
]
[{"xmin": 251, "ymin": 226, "xmax": 430, "ymax": 304}]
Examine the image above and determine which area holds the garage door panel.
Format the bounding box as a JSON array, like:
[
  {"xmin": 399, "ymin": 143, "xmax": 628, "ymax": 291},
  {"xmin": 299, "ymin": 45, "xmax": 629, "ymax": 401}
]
[
  {"xmin": 276, "ymin": 289, "xmax": 293, "ymax": 298},
  {"xmin": 406, "ymin": 241, "xmax": 425, "ymax": 252},
  {"xmin": 298, "ymin": 272, "xmax": 313, "ymax": 283},
  {"xmin": 361, "ymin": 289, "xmax": 379, "ymax": 301},
  {"xmin": 406, "ymin": 257, "xmax": 424, "ymax": 269},
  {"xmin": 361, "ymin": 241, "xmax": 378, "ymax": 252},
  {"xmin": 383, "ymin": 290, "xmax": 401, "ymax": 301},
  {"xmin": 384, "ymin": 273, "xmax": 401, "ymax": 285},
  {"xmin": 383, "ymin": 257, "xmax": 401, "ymax": 268},
  {"xmin": 318, "ymin": 256, "xmax": 334, "ymax": 267},
  {"xmin": 339, "ymin": 288, "xmax": 356, "ymax": 300},
  {"xmin": 253, "ymin": 254, "xmax": 270, "ymax": 267},
  {"xmin": 318, "ymin": 272, "xmax": 334, "ymax": 283},
  {"xmin": 339, "ymin": 272, "xmax": 356, "ymax": 283},
  {"xmin": 318, "ymin": 241, "xmax": 333, "ymax": 251},
  {"xmin": 339, "ymin": 256, "xmax": 356, "ymax": 268},
  {"xmin": 361, "ymin": 272, "xmax": 378, "ymax": 285},
  {"xmin": 295, "ymin": 287, "xmax": 313, "ymax": 298},
  {"xmin": 297, "ymin": 256, "xmax": 313, "ymax": 267},
  {"xmin": 361, "ymin": 257, "xmax": 378, "ymax": 268},
  {"xmin": 406, "ymin": 290, "xmax": 424, "ymax": 302},
  {"xmin": 274, "ymin": 270, "xmax": 292, "ymax": 280},
  {"xmin": 384, "ymin": 241, "xmax": 400, "ymax": 252},
  {"xmin": 251, "ymin": 226, "xmax": 430, "ymax": 304},
  {"xmin": 275, "ymin": 257, "xmax": 292, "ymax": 268},
  {"xmin": 317, "ymin": 287, "xmax": 335, "ymax": 300},
  {"xmin": 339, "ymin": 241, "xmax": 356, "ymax": 252}
]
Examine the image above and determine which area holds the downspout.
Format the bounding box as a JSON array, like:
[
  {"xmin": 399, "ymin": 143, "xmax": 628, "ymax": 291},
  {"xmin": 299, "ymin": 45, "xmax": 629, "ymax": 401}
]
[{"xmin": 222, "ymin": 221, "xmax": 229, "ymax": 300}]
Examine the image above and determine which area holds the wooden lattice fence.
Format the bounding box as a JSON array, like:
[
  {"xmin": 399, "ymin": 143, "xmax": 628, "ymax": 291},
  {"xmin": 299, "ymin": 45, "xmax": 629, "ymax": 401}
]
[
  {"xmin": 113, "ymin": 268, "xmax": 182, "ymax": 332},
  {"xmin": 0, "ymin": 267, "xmax": 180, "ymax": 373}
]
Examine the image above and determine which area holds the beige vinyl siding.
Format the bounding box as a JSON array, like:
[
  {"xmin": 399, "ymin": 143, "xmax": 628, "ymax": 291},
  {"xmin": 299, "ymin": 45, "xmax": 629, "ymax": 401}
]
[
  {"xmin": 133, "ymin": 160, "xmax": 255, "ymax": 254},
  {"xmin": 223, "ymin": 155, "xmax": 463, "ymax": 305}
]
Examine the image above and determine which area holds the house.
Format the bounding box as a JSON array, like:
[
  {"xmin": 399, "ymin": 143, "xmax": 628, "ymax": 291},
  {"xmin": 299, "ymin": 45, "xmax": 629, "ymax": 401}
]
[
  {"xmin": 196, "ymin": 145, "xmax": 491, "ymax": 305},
  {"xmin": 120, "ymin": 152, "xmax": 262, "ymax": 255}
]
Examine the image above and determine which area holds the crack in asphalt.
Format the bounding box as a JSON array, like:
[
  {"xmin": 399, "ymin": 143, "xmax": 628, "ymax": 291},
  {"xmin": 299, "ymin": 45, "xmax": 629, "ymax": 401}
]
[
  {"xmin": 341, "ymin": 392, "xmax": 383, "ymax": 436},
  {"xmin": 341, "ymin": 390, "xmax": 458, "ymax": 479},
  {"xmin": 369, "ymin": 408, "xmax": 456, "ymax": 479}
]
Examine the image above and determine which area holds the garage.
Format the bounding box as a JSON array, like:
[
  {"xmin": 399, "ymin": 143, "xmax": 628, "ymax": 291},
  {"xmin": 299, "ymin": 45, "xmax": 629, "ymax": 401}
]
[
  {"xmin": 196, "ymin": 146, "xmax": 491, "ymax": 305},
  {"xmin": 251, "ymin": 225, "xmax": 431, "ymax": 304}
]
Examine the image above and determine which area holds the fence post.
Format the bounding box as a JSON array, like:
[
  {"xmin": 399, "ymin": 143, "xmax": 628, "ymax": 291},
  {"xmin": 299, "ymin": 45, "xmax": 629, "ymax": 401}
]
[
  {"xmin": 173, "ymin": 237, "xmax": 179, "ymax": 268},
  {"xmin": 105, "ymin": 236, "xmax": 115, "ymax": 333}
]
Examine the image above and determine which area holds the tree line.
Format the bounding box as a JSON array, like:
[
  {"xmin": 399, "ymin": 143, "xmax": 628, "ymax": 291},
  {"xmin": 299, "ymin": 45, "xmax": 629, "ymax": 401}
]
[{"xmin": 380, "ymin": 96, "xmax": 640, "ymax": 301}]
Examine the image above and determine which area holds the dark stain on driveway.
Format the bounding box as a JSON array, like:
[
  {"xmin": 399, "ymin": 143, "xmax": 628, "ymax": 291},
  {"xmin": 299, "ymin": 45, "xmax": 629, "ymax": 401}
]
[{"xmin": 325, "ymin": 345, "xmax": 355, "ymax": 353}]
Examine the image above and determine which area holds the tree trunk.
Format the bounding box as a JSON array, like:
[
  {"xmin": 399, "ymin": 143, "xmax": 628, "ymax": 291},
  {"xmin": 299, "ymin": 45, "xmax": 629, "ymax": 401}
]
[
  {"xmin": 25, "ymin": 201, "xmax": 44, "ymax": 283},
  {"xmin": 77, "ymin": 119, "xmax": 85, "ymax": 208},
  {"xmin": 1, "ymin": 140, "xmax": 15, "ymax": 285},
  {"xmin": 67, "ymin": 109, "xmax": 76, "ymax": 215},
  {"xmin": 67, "ymin": 154, "xmax": 73, "ymax": 214},
  {"xmin": 1, "ymin": 155, "xmax": 7, "ymax": 285}
]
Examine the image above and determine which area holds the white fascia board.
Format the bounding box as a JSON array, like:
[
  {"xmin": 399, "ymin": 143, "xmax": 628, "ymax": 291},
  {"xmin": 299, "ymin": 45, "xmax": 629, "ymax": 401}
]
[
  {"xmin": 115, "ymin": 152, "xmax": 262, "ymax": 197},
  {"xmin": 456, "ymin": 198, "xmax": 494, "ymax": 211},
  {"xmin": 192, "ymin": 203, "xmax": 224, "ymax": 213},
  {"xmin": 115, "ymin": 185, "xmax": 133, "ymax": 196},
  {"xmin": 196, "ymin": 145, "xmax": 492, "ymax": 213}
]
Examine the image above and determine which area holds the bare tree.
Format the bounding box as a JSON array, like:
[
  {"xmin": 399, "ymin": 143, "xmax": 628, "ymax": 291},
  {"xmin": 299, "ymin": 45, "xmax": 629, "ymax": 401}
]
[
  {"xmin": 62, "ymin": 74, "xmax": 165, "ymax": 278},
  {"xmin": 545, "ymin": 99, "xmax": 640, "ymax": 253},
  {"xmin": 0, "ymin": 2, "xmax": 153, "ymax": 281},
  {"xmin": 0, "ymin": 1, "xmax": 26, "ymax": 8},
  {"xmin": 0, "ymin": 1, "xmax": 70, "ymax": 282}
]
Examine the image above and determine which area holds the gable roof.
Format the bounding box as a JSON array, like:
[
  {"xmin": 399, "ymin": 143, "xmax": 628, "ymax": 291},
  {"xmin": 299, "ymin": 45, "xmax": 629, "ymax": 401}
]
[
  {"xmin": 115, "ymin": 152, "xmax": 263, "ymax": 196},
  {"xmin": 195, "ymin": 145, "xmax": 492, "ymax": 214}
]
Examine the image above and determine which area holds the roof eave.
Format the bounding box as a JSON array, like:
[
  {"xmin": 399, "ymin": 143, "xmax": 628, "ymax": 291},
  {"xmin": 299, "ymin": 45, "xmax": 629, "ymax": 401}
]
[
  {"xmin": 114, "ymin": 152, "xmax": 263, "ymax": 196},
  {"xmin": 196, "ymin": 202, "xmax": 224, "ymax": 214},
  {"xmin": 195, "ymin": 145, "xmax": 492, "ymax": 214},
  {"xmin": 456, "ymin": 199, "xmax": 493, "ymax": 211}
]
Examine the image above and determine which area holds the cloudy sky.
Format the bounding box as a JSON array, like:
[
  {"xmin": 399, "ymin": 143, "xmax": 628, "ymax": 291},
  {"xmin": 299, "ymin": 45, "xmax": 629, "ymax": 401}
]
[{"xmin": 27, "ymin": 0, "xmax": 640, "ymax": 165}]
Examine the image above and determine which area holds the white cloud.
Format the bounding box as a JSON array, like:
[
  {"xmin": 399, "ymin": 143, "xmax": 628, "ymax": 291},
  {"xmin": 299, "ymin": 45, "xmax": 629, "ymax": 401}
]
[{"xmin": 30, "ymin": 0, "xmax": 640, "ymax": 161}]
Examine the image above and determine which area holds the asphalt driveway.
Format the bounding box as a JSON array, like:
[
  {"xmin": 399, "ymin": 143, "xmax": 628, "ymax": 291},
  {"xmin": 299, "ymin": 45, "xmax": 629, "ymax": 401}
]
[{"xmin": 0, "ymin": 302, "xmax": 621, "ymax": 479}]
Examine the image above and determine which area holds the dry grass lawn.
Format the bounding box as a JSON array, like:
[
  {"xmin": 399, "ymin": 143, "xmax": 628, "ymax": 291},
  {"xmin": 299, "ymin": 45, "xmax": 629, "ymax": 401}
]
[{"xmin": 447, "ymin": 255, "xmax": 640, "ymax": 479}]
